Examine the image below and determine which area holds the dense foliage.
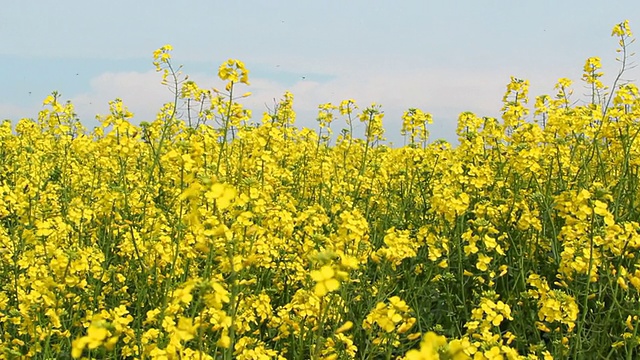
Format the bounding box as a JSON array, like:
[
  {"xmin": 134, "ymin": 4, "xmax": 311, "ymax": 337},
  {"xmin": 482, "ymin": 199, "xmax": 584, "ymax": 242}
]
[{"xmin": 1, "ymin": 20, "xmax": 640, "ymax": 360}]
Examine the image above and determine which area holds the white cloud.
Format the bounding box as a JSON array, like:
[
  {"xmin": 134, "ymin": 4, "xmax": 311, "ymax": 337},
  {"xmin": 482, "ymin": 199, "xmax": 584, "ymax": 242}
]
[
  {"xmin": 0, "ymin": 103, "xmax": 38, "ymax": 121},
  {"xmin": 70, "ymin": 71, "xmax": 170, "ymax": 128},
  {"xmin": 239, "ymin": 66, "xmax": 512, "ymax": 143},
  {"xmin": 61, "ymin": 61, "xmax": 605, "ymax": 145}
]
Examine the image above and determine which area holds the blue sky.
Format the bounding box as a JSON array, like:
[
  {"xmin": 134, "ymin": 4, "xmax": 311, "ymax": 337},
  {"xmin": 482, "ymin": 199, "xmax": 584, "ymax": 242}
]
[{"xmin": 2, "ymin": 1, "xmax": 640, "ymax": 144}]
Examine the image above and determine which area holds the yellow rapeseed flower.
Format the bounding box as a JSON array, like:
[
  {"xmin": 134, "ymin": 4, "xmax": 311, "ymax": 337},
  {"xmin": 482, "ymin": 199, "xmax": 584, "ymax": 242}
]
[{"xmin": 310, "ymin": 265, "xmax": 340, "ymax": 296}]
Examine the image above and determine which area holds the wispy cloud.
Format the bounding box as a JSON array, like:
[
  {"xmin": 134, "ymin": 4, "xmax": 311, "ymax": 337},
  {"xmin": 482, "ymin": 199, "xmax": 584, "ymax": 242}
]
[
  {"xmin": 43, "ymin": 55, "xmax": 623, "ymax": 145},
  {"xmin": 0, "ymin": 103, "xmax": 38, "ymax": 122},
  {"xmin": 70, "ymin": 71, "xmax": 170, "ymax": 127}
]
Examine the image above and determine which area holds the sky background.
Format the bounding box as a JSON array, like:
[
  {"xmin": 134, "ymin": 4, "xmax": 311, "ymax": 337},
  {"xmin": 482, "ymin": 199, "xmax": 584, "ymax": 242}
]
[{"xmin": 2, "ymin": 1, "xmax": 640, "ymax": 145}]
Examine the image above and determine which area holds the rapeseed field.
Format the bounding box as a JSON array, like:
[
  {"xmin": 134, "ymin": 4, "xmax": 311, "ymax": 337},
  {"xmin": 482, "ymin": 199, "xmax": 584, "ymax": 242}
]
[{"xmin": 1, "ymin": 20, "xmax": 640, "ymax": 359}]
